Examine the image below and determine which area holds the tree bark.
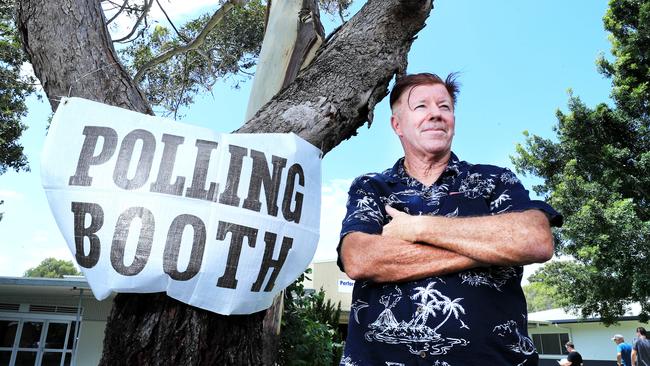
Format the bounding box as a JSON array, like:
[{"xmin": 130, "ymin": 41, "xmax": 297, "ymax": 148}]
[
  {"xmin": 16, "ymin": 0, "xmax": 432, "ymax": 364},
  {"xmin": 15, "ymin": 0, "xmax": 152, "ymax": 114}
]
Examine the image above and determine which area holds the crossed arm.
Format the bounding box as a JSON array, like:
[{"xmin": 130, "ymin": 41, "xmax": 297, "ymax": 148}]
[{"xmin": 340, "ymin": 206, "xmax": 554, "ymax": 282}]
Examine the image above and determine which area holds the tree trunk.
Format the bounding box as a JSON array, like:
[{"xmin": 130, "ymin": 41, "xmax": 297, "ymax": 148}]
[{"xmin": 16, "ymin": 0, "xmax": 432, "ymax": 364}]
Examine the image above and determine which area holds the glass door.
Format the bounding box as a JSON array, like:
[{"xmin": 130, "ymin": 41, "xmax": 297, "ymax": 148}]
[{"xmin": 0, "ymin": 318, "xmax": 76, "ymax": 366}]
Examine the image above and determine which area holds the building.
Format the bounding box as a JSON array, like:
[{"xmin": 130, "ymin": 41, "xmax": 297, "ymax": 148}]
[
  {"xmin": 529, "ymin": 305, "xmax": 645, "ymax": 366},
  {"xmin": 311, "ymin": 260, "xmax": 353, "ymax": 335},
  {"xmin": 3, "ymin": 263, "xmax": 644, "ymax": 366},
  {"xmin": 0, "ymin": 276, "xmax": 113, "ymax": 366}
]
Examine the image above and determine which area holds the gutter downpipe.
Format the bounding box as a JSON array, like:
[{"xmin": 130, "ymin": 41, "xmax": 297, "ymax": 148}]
[{"xmin": 71, "ymin": 288, "xmax": 83, "ymax": 366}]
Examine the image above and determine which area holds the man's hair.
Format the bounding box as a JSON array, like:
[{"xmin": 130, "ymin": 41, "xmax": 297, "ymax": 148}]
[
  {"xmin": 638, "ymin": 327, "xmax": 647, "ymax": 336},
  {"xmin": 389, "ymin": 72, "xmax": 460, "ymax": 109},
  {"xmin": 565, "ymin": 341, "xmax": 574, "ymax": 348}
]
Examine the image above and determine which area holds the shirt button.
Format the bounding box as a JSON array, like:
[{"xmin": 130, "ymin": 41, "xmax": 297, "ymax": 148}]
[
  {"xmin": 419, "ymin": 351, "xmax": 427, "ymax": 358},
  {"xmin": 417, "ymin": 305, "xmax": 423, "ymax": 313}
]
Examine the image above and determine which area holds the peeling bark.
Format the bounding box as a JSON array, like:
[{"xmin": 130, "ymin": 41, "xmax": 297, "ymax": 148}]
[
  {"xmin": 16, "ymin": 0, "xmax": 432, "ymax": 364},
  {"xmin": 240, "ymin": 0, "xmax": 433, "ymax": 155}
]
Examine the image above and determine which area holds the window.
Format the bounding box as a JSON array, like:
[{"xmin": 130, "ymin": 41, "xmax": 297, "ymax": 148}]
[
  {"xmin": 532, "ymin": 332, "xmax": 570, "ymax": 355},
  {"xmin": 0, "ymin": 318, "xmax": 78, "ymax": 366}
]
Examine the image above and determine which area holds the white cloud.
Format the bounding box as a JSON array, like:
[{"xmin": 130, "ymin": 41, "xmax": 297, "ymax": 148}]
[
  {"xmin": 314, "ymin": 179, "xmax": 351, "ymax": 262},
  {"xmin": 0, "ymin": 190, "xmax": 24, "ymax": 200},
  {"xmin": 0, "ymin": 236, "xmax": 72, "ymax": 277}
]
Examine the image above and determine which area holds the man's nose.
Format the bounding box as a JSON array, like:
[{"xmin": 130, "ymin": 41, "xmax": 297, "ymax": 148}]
[{"xmin": 427, "ymin": 105, "xmax": 442, "ymax": 120}]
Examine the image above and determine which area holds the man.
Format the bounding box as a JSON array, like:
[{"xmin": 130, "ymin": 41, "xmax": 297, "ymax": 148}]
[
  {"xmin": 633, "ymin": 327, "xmax": 650, "ymax": 366},
  {"xmin": 560, "ymin": 342, "xmax": 583, "ymax": 366},
  {"xmin": 337, "ymin": 73, "xmax": 562, "ymax": 365},
  {"xmin": 613, "ymin": 334, "xmax": 632, "ymax": 366}
]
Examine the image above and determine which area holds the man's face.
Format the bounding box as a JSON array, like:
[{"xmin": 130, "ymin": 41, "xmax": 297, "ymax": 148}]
[{"xmin": 391, "ymin": 83, "xmax": 455, "ymax": 159}]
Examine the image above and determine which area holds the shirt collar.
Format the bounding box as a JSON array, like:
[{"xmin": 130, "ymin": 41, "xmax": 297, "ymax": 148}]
[{"xmin": 384, "ymin": 152, "xmax": 462, "ymax": 184}]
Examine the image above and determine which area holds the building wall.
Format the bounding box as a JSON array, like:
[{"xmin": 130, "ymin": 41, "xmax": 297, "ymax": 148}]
[
  {"xmin": 76, "ymin": 320, "xmax": 107, "ymax": 366},
  {"xmin": 312, "ymin": 261, "xmax": 352, "ymax": 323}
]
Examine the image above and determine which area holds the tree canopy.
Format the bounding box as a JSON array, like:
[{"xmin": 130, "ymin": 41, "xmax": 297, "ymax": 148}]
[
  {"xmin": 513, "ymin": 0, "xmax": 650, "ymax": 324},
  {"xmin": 118, "ymin": 0, "xmax": 267, "ymax": 118},
  {"xmin": 24, "ymin": 257, "xmax": 81, "ymax": 278},
  {"xmin": 523, "ymin": 280, "xmax": 562, "ymax": 313},
  {"xmin": 0, "ymin": 0, "xmax": 35, "ymax": 175}
]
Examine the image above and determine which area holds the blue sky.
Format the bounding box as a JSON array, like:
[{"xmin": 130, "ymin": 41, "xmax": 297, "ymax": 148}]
[{"xmin": 0, "ymin": 1, "xmax": 612, "ymax": 276}]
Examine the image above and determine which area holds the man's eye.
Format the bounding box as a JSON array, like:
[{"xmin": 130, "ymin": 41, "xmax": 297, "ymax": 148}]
[
  {"xmin": 414, "ymin": 104, "xmax": 426, "ymax": 109},
  {"xmin": 439, "ymin": 104, "xmax": 451, "ymax": 110}
]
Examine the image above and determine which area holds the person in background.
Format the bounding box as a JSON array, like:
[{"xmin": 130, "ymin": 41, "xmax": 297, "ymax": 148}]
[
  {"xmin": 613, "ymin": 334, "xmax": 632, "ymax": 366},
  {"xmin": 633, "ymin": 327, "xmax": 650, "ymax": 366},
  {"xmin": 560, "ymin": 342, "xmax": 583, "ymax": 366}
]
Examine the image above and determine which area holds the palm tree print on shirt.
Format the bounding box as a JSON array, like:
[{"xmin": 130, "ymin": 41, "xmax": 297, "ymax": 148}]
[{"xmin": 363, "ymin": 282, "xmax": 469, "ymax": 356}]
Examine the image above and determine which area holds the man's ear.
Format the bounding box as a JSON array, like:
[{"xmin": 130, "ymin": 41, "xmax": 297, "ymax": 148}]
[{"xmin": 390, "ymin": 113, "xmax": 402, "ymax": 136}]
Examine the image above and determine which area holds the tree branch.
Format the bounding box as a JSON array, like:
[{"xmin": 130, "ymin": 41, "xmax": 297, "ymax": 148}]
[
  {"xmin": 112, "ymin": 0, "xmax": 155, "ymax": 43},
  {"xmin": 155, "ymin": 0, "xmax": 189, "ymax": 42},
  {"xmin": 133, "ymin": 0, "xmax": 245, "ymax": 83},
  {"xmin": 106, "ymin": 0, "xmax": 128, "ymax": 25}
]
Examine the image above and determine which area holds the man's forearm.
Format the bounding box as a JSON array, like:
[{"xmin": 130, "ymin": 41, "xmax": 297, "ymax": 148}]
[
  {"xmin": 384, "ymin": 208, "xmax": 554, "ymax": 266},
  {"xmin": 340, "ymin": 232, "xmax": 484, "ymax": 282}
]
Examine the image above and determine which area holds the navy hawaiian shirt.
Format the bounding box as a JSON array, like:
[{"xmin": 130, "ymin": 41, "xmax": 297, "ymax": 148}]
[{"xmin": 337, "ymin": 152, "xmax": 562, "ymax": 366}]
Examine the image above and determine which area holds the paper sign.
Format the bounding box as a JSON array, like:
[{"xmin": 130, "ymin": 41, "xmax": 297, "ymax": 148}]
[
  {"xmin": 338, "ymin": 279, "xmax": 355, "ymax": 293},
  {"xmin": 41, "ymin": 97, "xmax": 321, "ymax": 315}
]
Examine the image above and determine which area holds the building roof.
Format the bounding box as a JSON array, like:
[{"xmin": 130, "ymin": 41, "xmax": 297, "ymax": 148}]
[
  {"xmin": 528, "ymin": 303, "xmax": 643, "ymax": 324},
  {"xmin": 0, "ymin": 276, "xmax": 92, "ymax": 298}
]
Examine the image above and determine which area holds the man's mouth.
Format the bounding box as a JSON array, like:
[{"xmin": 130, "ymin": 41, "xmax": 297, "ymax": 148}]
[{"xmin": 422, "ymin": 127, "xmax": 446, "ymax": 133}]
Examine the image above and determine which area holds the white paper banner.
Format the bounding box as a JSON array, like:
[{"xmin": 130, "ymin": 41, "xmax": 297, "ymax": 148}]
[{"xmin": 41, "ymin": 97, "xmax": 321, "ymax": 315}]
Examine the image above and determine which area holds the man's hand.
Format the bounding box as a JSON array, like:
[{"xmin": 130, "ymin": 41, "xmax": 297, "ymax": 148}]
[{"xmin": 382, "ymin": 205, "xmax": 420, "ymax": 242}]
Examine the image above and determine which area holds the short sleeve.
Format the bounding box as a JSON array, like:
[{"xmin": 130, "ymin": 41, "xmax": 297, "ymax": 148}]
[
  {"xmin": 488, "ymin": 168, "xmax": 563, "ymax": 227},
  {"xmin": 336, "ymin": 175, "xmax": 387, "ymax": 271},
  {"xmin": 566, "ymin": 352, "xmax": 576, "ymax": 362}
]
